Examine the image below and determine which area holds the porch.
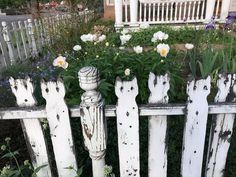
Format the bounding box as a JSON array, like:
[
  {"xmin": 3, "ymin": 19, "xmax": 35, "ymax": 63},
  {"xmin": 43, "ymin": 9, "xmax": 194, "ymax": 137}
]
[{"xmin": 114, "ymin": 0, "xmax": 232, "ymax": 27}]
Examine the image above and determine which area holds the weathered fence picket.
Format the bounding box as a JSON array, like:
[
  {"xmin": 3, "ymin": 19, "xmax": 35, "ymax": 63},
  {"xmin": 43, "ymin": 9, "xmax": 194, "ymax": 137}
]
[
  {"xmin": 0, "ymin": 33, "xmax": 10, "ymax": 67},
  {"xmin": 206, "ymin": 74, "xmax": 236, "ymax": 177},
  {"xmin": 9, "ymin": 77, "xmax": 52, "ymax": 177},
  {"xmin": 27, "ymin": 19, "xmax": 38, "ymax": 56},
  {"xmin": 181, "ymin": 76, "xmax": 211, "ymax": 177},
  {"xmin": 1, "ymin": 66, "xmax": 236, "ymax": 177},
  {"xmin": 11, "ymin": 22, "xmax": 23, "ymax": 61},
  {"xmin": 18, "ymin": 21, "xmax": 29, "ymax": 59},
  {"xmin": 41, "ymin": 79, "xmax": 77, "ymax": 176},
  {"xmin": 148, "ymin": 73, "xmax": 170, "ymax": 177},
  {"xmin": 115, "ymin": 77, "xmax": 140, "ymax": 177}
]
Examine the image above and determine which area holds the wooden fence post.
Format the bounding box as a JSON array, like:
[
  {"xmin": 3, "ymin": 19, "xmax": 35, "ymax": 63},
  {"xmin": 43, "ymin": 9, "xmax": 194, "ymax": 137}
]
[
  {"xmin": 11, "ymin": 22, "xmax": 22, "ymax": 61},
  {"xmin": 148, "ymin": 73, "xmax": 170, "ymax": 177},
  {"xmin": 27, "ymin": 19, "xmax": 38, "ymax": 56},
  {"xmin": 9, "ymin": 77, "xmax": 52, "ymax": 177},
  {"xmin": 78, "ymin": 67, "xmax": 107, "ymax": 177},
  {"xmin": 115, "ymin": 77, "xmax": 140, "ymax": 177},
  {"xmin": 18, "ymin": 21, "xmax": 29, "ymax": 59},
  {"xmin": 41, "ymin": 79, "xmax": 77, "ymax": 177},
  {"xmin": 2, "ymin": 21, "xmax": 15, "ymax": 64},
  {"xmin": 34, "ymin": 19, "xmax": 41, "ymax": 50},
  {"xmin": 205, "ymin": 74, "xmax": 236, "ymax": 177},
  {"xmin": 0, "ymin": 32, "xmax": 10, "ymax": 67},
  {"xmin": 24, "ymin": 20, "xmax": 32, "ymax": 54},
  {"xmin": 181, "ymin": 76, "xmax": 211, "ymax": 177}
]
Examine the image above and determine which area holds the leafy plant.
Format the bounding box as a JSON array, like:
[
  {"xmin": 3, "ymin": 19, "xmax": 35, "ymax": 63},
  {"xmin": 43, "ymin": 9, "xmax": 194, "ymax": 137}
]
[{"xmin": 0, "ymin": 137, "xmax": 47, "ymax": 177}]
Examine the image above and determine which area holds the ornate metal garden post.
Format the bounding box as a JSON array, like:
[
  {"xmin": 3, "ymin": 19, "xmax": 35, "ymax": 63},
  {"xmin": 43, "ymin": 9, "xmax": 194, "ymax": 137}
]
[{"xmin": 78, "ymin": 67, "xmax": 107, "ymax": 177}]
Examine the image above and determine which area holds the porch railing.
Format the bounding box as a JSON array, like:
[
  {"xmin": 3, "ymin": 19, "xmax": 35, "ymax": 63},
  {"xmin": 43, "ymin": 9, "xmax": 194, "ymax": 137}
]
[
  {"xmin": 115, "ymin": 0, "xmax": 231, "ymax": 27},
  {"xmin": 1, "ymin": 67, "xmax": 236, "ymax": 177}
]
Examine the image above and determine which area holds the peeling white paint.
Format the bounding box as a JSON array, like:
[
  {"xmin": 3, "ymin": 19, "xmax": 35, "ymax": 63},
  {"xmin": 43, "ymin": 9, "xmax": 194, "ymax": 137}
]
[
  {"xmin": 41, "ymin": 79, "xmax": 77, "ymax": 177},
  {"xmin": 206, "ymin": 74, "xmax": 236, "ymax": 177},
  {"xmin": 148, "ymin": 73, "xmax": 170, "ymax": 177},
  {"xmin": 115, "ymin": 77, "xmax": 140, "ymax": 177},
  {"xmin": 9, "ymin": 77, "xmax": 52, "ymax": 177},
  {"xmin": 78, "ymin": 66, "xmax": 107, "ymax": 177},
  {"xmin": 181, "ymin": 76, "xmax": 211, "ymax": 177}
]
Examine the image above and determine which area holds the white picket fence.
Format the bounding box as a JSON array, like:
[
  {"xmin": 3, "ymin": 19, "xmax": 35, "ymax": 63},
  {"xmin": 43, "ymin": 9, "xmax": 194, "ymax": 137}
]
[
  {"xmin": 1, "ymin": 67, "xmax": 236, "ymax": 177},
  {"xmin": 115, "ymin": 0, "xmax": 231, "ymax": 27},
  {"xmin": 0, "ymin": 14, "xmax": 70, "ymax": 69}
]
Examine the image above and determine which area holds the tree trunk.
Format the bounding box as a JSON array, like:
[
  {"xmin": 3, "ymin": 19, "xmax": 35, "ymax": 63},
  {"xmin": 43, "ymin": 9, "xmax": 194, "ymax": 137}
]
[{"xmin": 31, "ymin": 0, "xmax": 40, "ymax": 19}]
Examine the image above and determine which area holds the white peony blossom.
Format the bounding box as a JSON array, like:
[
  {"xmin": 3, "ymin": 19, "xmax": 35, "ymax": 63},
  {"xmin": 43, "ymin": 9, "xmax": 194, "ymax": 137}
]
[
  {"xmin": 124, "ymin": 68, "xmax": 131, "ymax": 76},
  {"xmin": 80, "ymin": 33, "xmax": 97, "ymax": 42},
  {"xmin": 53, "ymin": 56, "xmax": 68, "ymax": 69},
  {"xmin": 156, "ymin": 43, "xmax": 170, "ymax": 58},
  {"xmin": 120, "ymin": 34, "xmax": 132, "ymax": 45},
  {"xmin": 121, "ymin": 28, "xmax": 129, "ymax": 35},
  {"xmin": 152, "ymin": 31, "xmax": 169, "ymax": 42},
  {"xmin": 73, "ymin": 45, "xmax": 82, "ymax": 51},
  {"xmin": 185, "ymin": 43, "xmax": 194, "ymax": 50},
  {"xmin": 133, "ymin": 45, "xmax": 143, "ymax": 54},
  {"xmin": 98, "ymin": 35, "xmax": 106, "ymax": 42}
]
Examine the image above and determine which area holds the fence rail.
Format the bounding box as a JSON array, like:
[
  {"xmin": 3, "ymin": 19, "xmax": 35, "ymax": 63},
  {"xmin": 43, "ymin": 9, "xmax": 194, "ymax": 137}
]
[{"xmin": 0, "ymin": 67, "xmax": 235, "ymax": 177}]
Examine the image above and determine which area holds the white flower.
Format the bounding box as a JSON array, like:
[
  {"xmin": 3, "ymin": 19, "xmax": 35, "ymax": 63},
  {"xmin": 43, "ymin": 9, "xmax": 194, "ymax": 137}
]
[
  {"xmin": 73, "ymin": 45, "xmax": 82, "ymax": 51},
  {"xmin": 98, "ymin": 35, "xmax": 106, "ymax": 42},
  {"xmin": 152, "ymin": 31, "xmax": 169, "ymax": 42},
  {"xmin": 156, "ymin": 43, "xmax": 170, "ymax": 58},
  {"xmin": 80, "ymin": 33, "xmax": 97, "ymax": 42},
  {"xmin": 121, "ymin": 28, "xmax": 129, "ymax": 35},
  {"xmin": 53, "ymin": 56, "xmax": 68, "ymax": 69},
  {"xmin": 119, "ymin": 46, "xmax": 125, "ymax": 50},
  {"xmin": 185, "ymin": 43, "xmax": 194, "ymax": 50},
  {"xmin": 120, "ymin": 34, "xmax": 132, "ymax": 45},
  {"xmin": 124, "ymin": 68, "xmax": 131, "ymax": 76},
  {"xmin": 133, "ymin": 45, "xmax": 143, "ymax": 54},
  {"xmin": 105, "ymin": 42, "xmax": 109, "ymax": 47}
]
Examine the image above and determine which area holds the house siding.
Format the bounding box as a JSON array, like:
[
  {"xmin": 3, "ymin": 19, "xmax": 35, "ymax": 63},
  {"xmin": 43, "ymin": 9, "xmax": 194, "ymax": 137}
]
[
  {"xmin": 230, "ymin": 0, "xmax": 236, "ymax": 11},
  {"xmin": 103, "ymin": 1, "xmax": 115, "ymax": 20}
]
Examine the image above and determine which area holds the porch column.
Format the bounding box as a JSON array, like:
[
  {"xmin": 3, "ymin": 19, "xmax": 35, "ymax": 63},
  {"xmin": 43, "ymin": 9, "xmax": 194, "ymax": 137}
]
[
  {"xmin": 130, "ymin": 0, "xmax": 138, "ymax": 26},
  {"xmin": 219, "ymin": 0, "xmax": 231, "ymax": 22},
  {"xmin": 115, "ymin": 0, "xmax": 124, "ymax": 27},
  {"xmin": 205, "ymin": 0, "xmax": 216, "ymax": 23}
]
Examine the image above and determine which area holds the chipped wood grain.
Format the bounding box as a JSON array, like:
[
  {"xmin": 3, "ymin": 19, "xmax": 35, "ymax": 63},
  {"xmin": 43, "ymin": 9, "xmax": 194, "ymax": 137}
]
[
  {"xmin": 115, "ymin": 77, "xmax": 140, "ymax": 177},
  {"xmin": 148, "ymin": 73, "xmax": 170, "ymax": 177},
  {"xmin": 181, "ymin": 76, "xmax": 211, "ymax": 177},
  {"xmin": 41, "ymin": 79, "xmax": 77, "ymax": 177},
  {"xmin": 206, "ymin": 74, "xmax": 236, "ymax": 177},
  {"xmin": 9, "ymin": 77, "xmax": 52, "ymax": 177}
]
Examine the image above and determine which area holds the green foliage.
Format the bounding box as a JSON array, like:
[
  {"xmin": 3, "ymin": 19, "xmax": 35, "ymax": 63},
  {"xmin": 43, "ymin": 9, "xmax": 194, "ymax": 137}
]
[
  {"xmin": 0, "ymin": 137, "xmax": 47, "ymax": 177},
  {"xmin": 0, "ymin": 0, "xmax": 27, "ymax": 8}
]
